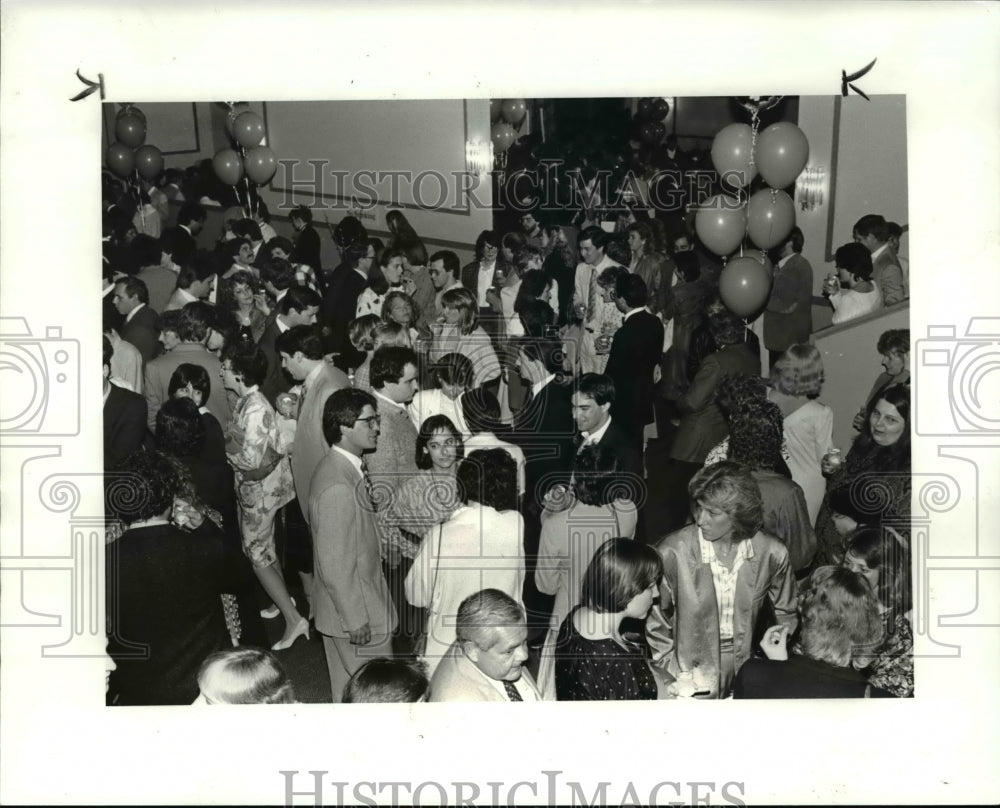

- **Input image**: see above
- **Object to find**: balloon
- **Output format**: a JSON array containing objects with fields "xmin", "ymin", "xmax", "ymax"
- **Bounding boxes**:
[
  {"xmin": 212, "ymin": 148, "xmax": 244, "ymax": 186},
  {"xmin": 491, "ymin": 122, "xmax": 517, "ymax": 153},
  {"xmin": 105, "ymin": 142, "xmax": 135, "ymax": 179},
  {"xmin": 115, "ymin": 113, "xmax": 146, "ymax": 148},
  {"xmin": 636, "ymin": 97, "xmax": 655, "ymax": 122},
  {"xmin": 225, "ymin": 102, "xmax": 252, "ymax": 138},
  {"xmin": 501, "ymin": 99, "xmax": 527, "ymax": 126},
  {"xmin": 243, "ymin": 145, "xmax": 277, "ymax": 185},
  {"xmin": 233, "ymin": 111, "xmax": 266, "ymax": 148},
  {"xmin": 117, "ymin": 104, "xmax": 146, "ymax": 124},
  {"xmin": 694, "ymin": 194, "xmax": 747, "ymax": 257},
  {"xmin": 746, "ymin": 188, "xmax": 795, "ymax": 249},
  {"xmin": 651, "ymin": 122, "xmax": 666, "ymax": 142},
  {"xmin": 756, "ymin": 121, "xmax": 809, "ymax": 189},
  {"xmin": 652, "ymin": 97, "xmax": 670, "ymax": 121},
  {"xmin": 638, "ymin": 121, "xmax": 660, "ymax": 145},
  {"xmin": 134, "ymin": 144, "xmax": 164, "ymax": 181},
  {"xmin": 489, "ymin": 99, "xmax": 502, "ymax": 123},
  {"xmin": 719, "ymin": 255, "xmax": 773, "ymax": 317},
  {"xmin": 711, "ymin": 123, "xmax": 756, "ymax": 189}
]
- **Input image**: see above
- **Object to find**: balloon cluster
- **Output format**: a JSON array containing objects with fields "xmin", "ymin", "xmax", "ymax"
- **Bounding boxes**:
[
  {"xmin": 104, "ymin": 105, "xmax": 164, "ymax": 182},
  {"xmin": 209, "ymin": 103, "xmax": 278, "ymax": 213},
  {"xmin": 633, "ymin": 97, "xmax": 670, "ymax": 145},
  {"xmin": 695, "ymin": 115, "xmax": 810, "ymax": 317},
  {"xmin": 490, "ymin": 98, "xmax": 528, "ymax": 160}
]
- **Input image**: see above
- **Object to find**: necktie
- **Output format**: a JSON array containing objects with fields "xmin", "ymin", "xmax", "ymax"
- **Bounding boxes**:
[
  {"xmin": 587, "ymin": 264, "xmax": 600, "ymax": 324},
  {"xmin": 503, "ymin": 680, "xmax": 523, "ymax": 701},
  {"xmin": 360, "ymin": 458, "xmax": 377, "ymax": 508},
  {"xmin": 296, "ymin": 382, "xmax": 308, "ymax": 418}
]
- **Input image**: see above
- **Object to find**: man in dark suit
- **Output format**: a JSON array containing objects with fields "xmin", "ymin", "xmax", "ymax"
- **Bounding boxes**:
[
  {"xmin": 764, "ymin": 226, "xmax": 813, "ymax": 367},
  {"xmin": 571, "ymin": 373, "xmax": 642, "ymax": 480},
  {"xmin": 604, "ymin": 274, "xmax": 664, "ymax": 451},
  {"xmin": 460, "ymin": 230, "xmax": 504, "ymax": 346},
  {"xmin": 508, "ymin": 335, "xmax": 576, "ymax": 640},
  {"xmin": 113, "ymin": 276, "xmax": 160, "ymax": 364},
  {"xmin": 289, "ymin": 205, "xmax": 323, "ymax": 279},
  {"xmin": 258, "ymin": 286, "xmax": 321, "ymax": 406},
  {"xmin": 103, "ymin": 337, "xmax": 148, "ymax": 468},
  {"xmin": 321, "ymin": 241, "xmax": 373, "ymax": 371},
  {"xmin": 163, "ymin": 201, "xmax": 207, "ymax": 258},
  {"xmin": 853, "ymin": 214, "xmax": 906, "ymax": 306}
]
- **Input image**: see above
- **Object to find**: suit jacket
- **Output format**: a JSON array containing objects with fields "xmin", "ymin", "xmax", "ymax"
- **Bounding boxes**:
[
  {"xmin": 121, "ymin": 305, "xmax": 160, "ymax": 365},
  {"xmin": 321, "ymin": 268, "xmax": 367, "ymax": 369},
  {"xmin": 162, "ymin": 226, "xmax": 196, "ymax": 260},
  {"xmin": 163, "ymin": 287, "xmax": 198, "ymax": 312},
  {"xmin": 752, "ymin": 469, "xmax": 817, "ymax": 573},
  {"xmin": 308, "ymin": 448, "xmax": 397, "ymax": 637},
  {"xmin": 257, "ymin": 318, "xmax": 292, "ymax": 406},
  {"xmin": 429, "ymin": 642, "xmax": 542, "ymax": 702},
  {"xmin": 291, "ymin": 362, "xmax": 350, "ymax": 518},
  {"xmin": 871, "ymin": 247, "xmax": 905, "ymax": 306},
  {"xmin": 136, "ymin": 264, "xmax": 180, "ymax": 315},
  {"xmin": 593, "ymin": 419, "xmax": 643, "ymax": 480},
  {"xmin": 143, "ymin": 343, "xmax": 230, "ymax": 432},
  {"xmin": 106, "ymin": 521, "xmax": 232, "ymax": 705},
  {"xmin": 104, "ymin": 383, "xmax": 148, "ymax": 468},
  {"xmin": 645, "ymin": 524, "xmax": 798, "ymax": 697},
  {"xmin": 604, "ymin": 308, "xmax": 664, "ymax": 432},
  {"xmin": 509, "ymin": 375, "xmax": 576, "ymax": 509},
  {"xmin": 291, "ymin": 225, "xmax": 322, "ymax": 276},
  {"xmin": 763, "ymin": 253, "xmax": 813, "ymax": 352},
  {"xmin": 671, "ymin": 343, "xmax": 758, "ymax": 463},
  {"xmin": 733, "ymin": 654, "xmax": 892, "ymax": 699}
]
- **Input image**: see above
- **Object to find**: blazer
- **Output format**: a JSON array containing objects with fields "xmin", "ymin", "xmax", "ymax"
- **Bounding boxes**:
[
  {"xmin": 752, "ymin": 469, "xmax": 817, "ymax": 573},
  {"xmin": 733, "ymin": 654, "xmax": 892, "ymax": 699},
  {"xmin": 593, "ymin": 419, "xmax": 643, "ymax": 480},
  {"xmin": 308, "ymin": 448, "xmax": 397, "ymax": 638},
  {"xmin": 509, "ymin": 375, "xmax": 576, "ymax": 508},
  {"xmin": 604, "ymin": 308, "xmax": 665, "ymax": 432},
  {"xmin": 136, "ymin": 264, "xmax": 180, "ymax": 315},
  {"xmin": 321, "ymin": 268, "xmax": 367, "ymax": 369},
  {"xmin": 872, "ymin": 247, "xmax": 905, "ymax": 306},
  {"xmin": 106, "ymin": 520, "xmax": 232, "ymax": 705},
  {"xmin": 143, "ymin": 343, "xmax": 230, "ymax": 432},
  {"xmin": 291, "ymin": 362, "xmax": 350, "ymax": 518},
  {"xmin": 428, "ymin": 642, "xmax": 542, "ymax": 702},
  {"xmin": 121, "ymin": 305, "xmax": 160, "ymax": 365},
  {"xmin": 645, "ymin": 525, "xmax": 798, "ymax": 697},
  {"xmin": 291, "ymin": 225, "xmax": 322, "ymax": 276},
  {"xmin": 671, "ymin": 342, "xmax": 758, "ymax": 464},
  {"xmin": 763, "ymin": 253, "xmax": 813, "ymax": 352},
  {"xmin": 103, "ymin": 383, "xmax": 148, "ymax": 468}
]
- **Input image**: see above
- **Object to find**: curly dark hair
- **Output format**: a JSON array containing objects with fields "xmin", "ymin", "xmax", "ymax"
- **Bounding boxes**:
[
  {"xmin": 456, "ymin": 449, "xmax": 517, "ymax": 511},
  {"xmin": 727, "ymin": 398, "xmax": 784, "ymax": 472},
  {"xmin": 107, "ymin": 448, "xmax": 184, "ymax": 523},
  {"xmin": 572, "ymin": 444, "xmax": 622, "ymax": 507},
  {"xmin": 155, "ymin": 397, "xmax": 206, "ymax": 458},
  {"xmin": 851, "ymin": 383, "xmax": 910, "ymax": 473}
]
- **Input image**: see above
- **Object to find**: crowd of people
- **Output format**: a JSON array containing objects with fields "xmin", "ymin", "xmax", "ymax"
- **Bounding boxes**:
[{"xmin": 102, "ymin": 166, "xmax": 912, "ymax": 704}]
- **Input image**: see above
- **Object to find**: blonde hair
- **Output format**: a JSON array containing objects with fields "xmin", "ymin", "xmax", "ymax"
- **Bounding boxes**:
[{"xmin": 771, "ymin": 343, "xmax": 825, "ymax": 397}]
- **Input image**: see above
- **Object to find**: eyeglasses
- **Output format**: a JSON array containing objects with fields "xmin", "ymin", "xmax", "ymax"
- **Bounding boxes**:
[{"xmin": 355, "ymin": 415, "xmax": 381, "ymax": 427}]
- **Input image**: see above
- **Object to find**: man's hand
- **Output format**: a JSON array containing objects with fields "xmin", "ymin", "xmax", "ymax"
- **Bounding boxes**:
[{"xmin": 349, "ymin": 623, "xmax": 372, "ymax": 645}]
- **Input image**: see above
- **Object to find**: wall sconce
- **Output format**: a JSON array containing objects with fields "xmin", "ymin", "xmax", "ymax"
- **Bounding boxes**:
[
  {"xmin": 796, "ymin": 165, "xmax": 826, "ymax": 211},
  {"xmin": 466, "ymin": 139, "xmax": 494, "ymax": 176}
]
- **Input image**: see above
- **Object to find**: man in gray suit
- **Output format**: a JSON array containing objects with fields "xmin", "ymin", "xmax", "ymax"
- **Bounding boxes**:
[
  {"xmin": 853, "ymin": 214, "xmax": 906, "ymax": 306},
  {"xmin": 763, "ymin": 226, "xmax": 813, "ymax": 367},
  {"xmin": 309, "ymin": 388, "xmax": 397, "ymax": 702},
  {"xmin": 429, "ymin": 589, "xmax": 542, "ymax": 702}
]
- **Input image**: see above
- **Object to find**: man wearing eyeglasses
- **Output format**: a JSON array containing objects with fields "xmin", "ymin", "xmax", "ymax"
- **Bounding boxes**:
[{"xmin": 309, "ymin": 388, "xmax": 397, "ymax": 702}]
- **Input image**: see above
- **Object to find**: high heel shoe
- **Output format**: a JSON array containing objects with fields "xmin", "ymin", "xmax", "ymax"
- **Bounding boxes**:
[
  {"xmin": 261, "ymin": 597, "xmax": 295, "ymax": 620},
  {"xmin": 271, "ymin": 617, "xmax": 310, "ymax": 651}
]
